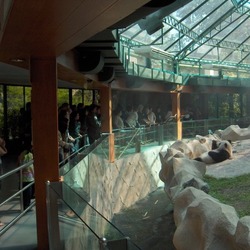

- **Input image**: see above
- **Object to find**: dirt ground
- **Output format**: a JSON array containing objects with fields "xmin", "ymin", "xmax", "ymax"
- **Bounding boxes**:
[
  {"xmin": 112, "ymin": 187, "xmax": 176, "ymax": 250},
  {"xmin": 112, "ymin": 139, "xmax": 250, "ymax": 250}
]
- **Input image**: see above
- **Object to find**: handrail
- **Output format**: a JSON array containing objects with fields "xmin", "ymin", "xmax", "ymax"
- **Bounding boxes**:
[
  {"xmin": 59, "ymin": 134, "xmax": 109, "ymax": 175},
  {"xmin": 0, "ymin": 160, "xmax": 33, "ymax": 181},
  {"xmin": 117, "ymin": 128, "xmax": 141, "ymax": 159},
  {"xmin": 0, "ymin": 159, "xmax": 35, "ymax": 236}
]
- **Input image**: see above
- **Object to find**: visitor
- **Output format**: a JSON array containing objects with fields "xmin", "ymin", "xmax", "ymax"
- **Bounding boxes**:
[
  {"xmin": 18, "ymin": 143, "xmax": 34, "ymax": 210},
  {"xmin": 69, "ymin": 110, "xmax": 82, "ymax": 151},
  {"xmin": 58, "ymin": 109, "xmax": 75, "ymax": 161},
  {"xmin": 144, "ymin": 106, "xmax": 156, "ymax": 126},
  {"xmin": 113, "ymin": 109, "xmax": 124, "ymax": 129},
  {"xmin": 86, "ymin": 104, "xmax": 101, "ymax": 144},
  {"xmin": 125, "ymin": 105, "xmax": 138, "ymax": 128}
]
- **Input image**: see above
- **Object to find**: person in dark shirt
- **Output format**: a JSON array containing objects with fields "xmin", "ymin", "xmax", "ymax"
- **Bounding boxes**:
[
  {"xmin": 137, "ymin": 104, "xmax": 146, "ymax": 127},
  {"xmin": 86, "ymin": 104, "xmax": 101, "ymax": 144}
]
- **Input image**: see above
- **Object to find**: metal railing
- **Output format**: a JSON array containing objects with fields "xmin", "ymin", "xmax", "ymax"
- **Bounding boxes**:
[
  {"xmin": 112, "ymin": 116, "xmax": 250, "ymax": 159},
  {"xmin": 0, "ymin": 160, "xmax": 35, "ymax": 236}
]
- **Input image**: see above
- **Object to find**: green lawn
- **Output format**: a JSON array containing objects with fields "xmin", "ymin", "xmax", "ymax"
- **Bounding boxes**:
[{"xmin": 204, "ymin": 174, "xmax": 250, "ymax": 217}]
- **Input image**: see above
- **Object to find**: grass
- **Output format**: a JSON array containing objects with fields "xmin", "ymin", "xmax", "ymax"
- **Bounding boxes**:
[{"xmin": 204, "ymin": 174, "xmax": 250, "ymax": 217}]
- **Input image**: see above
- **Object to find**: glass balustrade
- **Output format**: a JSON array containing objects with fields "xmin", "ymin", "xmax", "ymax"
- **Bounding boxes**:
[
  {"xmin": 46, "ymin": 181, "xmax": 140, "ymax": 249},
  {"xmin": 2, "ymin": 116, "xmax": 250, "ymax": 247}
]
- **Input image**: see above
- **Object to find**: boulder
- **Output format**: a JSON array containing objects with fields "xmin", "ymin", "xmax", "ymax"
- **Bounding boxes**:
[
  {"xmin": 234, "ymin": 216, "xmax": 250, "ymax": 250},
  {"xmin": 220, "ymin": 125, "xmax": 250, "ymax": 141},
  {"xmin": 173, "ymin": 187, "xmax": 239, "ymax": 250},
  {"xmin": 159, "ymin": 149, "xmax": 209, "ymax": 201}
]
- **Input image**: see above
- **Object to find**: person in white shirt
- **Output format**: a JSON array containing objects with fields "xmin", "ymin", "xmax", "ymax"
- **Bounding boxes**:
[
  {"xmin": 144, "ymin": 106, "xmax": 156, "ymax": 126},
  {"xmin": 113, "ymin": 109, "xmax": 124, "ymax": 129},
  {"xmin": 125, "ymin": 106, "xmax": 138, "ymax": 128}
]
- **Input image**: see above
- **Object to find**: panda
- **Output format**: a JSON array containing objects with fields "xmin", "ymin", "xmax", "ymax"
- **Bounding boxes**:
[
  {"xmin": 194, "ymin": 140, "xmax": 232, "ymax": 164},
  {"xmin": 211, "ymin": 139, "xmax": 232, "ymax": 150}
]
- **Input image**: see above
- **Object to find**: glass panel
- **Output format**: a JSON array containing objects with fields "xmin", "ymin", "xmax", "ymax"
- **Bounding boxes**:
[
  {"xmin": 119, "ymin": 0, "xmax": 250, "ymax": 72},
  {"xmin": 114, "ymin": 128, "xmax": 142, "ymax": 159},
  {"xmin": 218, "ymin": 94, "xmax": 230, "ymax": 117},
  {"xmin": 171, "ymin": 0, "xmax": 208, "ymax": 20},
  {"xmin": 201, "ymin": 47, "xmax": 219, "ymax": 61},
  {"xmin": 241, "ymin": 51, "xmax": 250, "ymax": 64},
  {"xmin": 83, "ymin": 90, "xmax": 93, "ymax": 106},
  {"xmin": 192, "ymin": 1, "xmax": 232, "ymax": 34},
  {"xmin": 59, "ymin": 135, "xmax": 110, "ymax": 201},
  {"xmin": 214, "ymin": 12, "xmax": 247, "ymax": 40},
  {"xmin": 24, "ymin": 87, "xmax": 31, "ymax": 104},
  {"xmin": 7, "ymin": 86, "xmax": 24, "ymax": 139},
  {"xmin": 90, "ymin": 136, "xmax": 110, "ymax": 160},
  {"xmin": 121, "ymin": 24, "xmax": 141, "ymax": 39},
  {"xmin": 221, "ymin": 49, "xmax": 241, "ymax": 63},
  {"xmin": 72, "ymin": 89, "xmax": 82, "ymax": 105},
  {"xmin": 225, "ymin": 18, "xmax": 250, "ymax": 44},
  {"xmin": 47, "ymin": 182, "xmax": 138, "ymax": 249},
  {"xmin": 179, "ymin": 64, "xmax": 200, "ymax": 75},
  {"xmin": 58, "ymin": 89, "xmax": 69, "ymax": 107}
]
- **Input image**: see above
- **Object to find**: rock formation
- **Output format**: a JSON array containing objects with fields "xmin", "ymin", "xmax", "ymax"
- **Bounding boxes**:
[{"xmin": 159, "ymin": 132, "xmax": 250, "ymax": 250}]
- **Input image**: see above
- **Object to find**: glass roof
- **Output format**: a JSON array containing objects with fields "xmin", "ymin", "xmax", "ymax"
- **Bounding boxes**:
[{"xmin": 119, "ymin": 0, "xmax": 250, "ymax": 69}]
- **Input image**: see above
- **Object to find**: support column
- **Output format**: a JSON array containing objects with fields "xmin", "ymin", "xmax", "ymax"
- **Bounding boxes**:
[
  {"xmin": 30, "ymin": 57, "xmax": 59, "ymax": 249},
  {"xmin": 172, "ymin": 90, "xmax": 182, "ymax": 140},
  {"xmin": 100, "ymin": 85, "xmax": 114, "ymax": 162}
]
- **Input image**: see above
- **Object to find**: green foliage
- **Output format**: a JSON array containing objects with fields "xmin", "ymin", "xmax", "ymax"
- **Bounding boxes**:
[
  {"xmin": 84, "ymin": 90, "xmax": 93, "ymax": 106},
  {"xmin": 207, "ymin": 93, "xmax": 244, "ymax": 118},
  {"xmin": 72, "ymin": 89, "xmax": 83, "ymax": 105},
  {"xmin": 57, "ymin": 89, "xmax": 69, "ymax": 107},
  {"xmin": 205, "ymin": 174, "xmax": 250, "ymax": 217}
]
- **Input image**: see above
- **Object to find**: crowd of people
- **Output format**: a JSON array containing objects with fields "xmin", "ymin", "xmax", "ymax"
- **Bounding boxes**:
[
  {"xmin": 16, "ymin": 101, "xmax": 103, "ymax": 163},
  {"xmin": 58, "ymin": 102, "xmax": 102, "ymax": 163},
  {"xmin": 0, "ymin": 100, "xmax": 202, "ymax": 227},
  {"xmin": 15, "ymin": 101, "xmax": 200, "ymax": 163},
  {"xmin": 112, "ymin": 104, "xmax": 173, "ymax": 130},
  {"xmin": 0, "ymin": 101, "xmax": 102, "ymax": 226}
]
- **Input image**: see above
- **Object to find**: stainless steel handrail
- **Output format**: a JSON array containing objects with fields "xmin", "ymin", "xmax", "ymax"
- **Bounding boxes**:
[{"xmin": 0, "ymin": 159, "xmax": 35, "ymax": 236}]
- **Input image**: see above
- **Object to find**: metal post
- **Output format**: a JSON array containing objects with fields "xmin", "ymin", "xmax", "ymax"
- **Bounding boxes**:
[
  {"xmin": 99, "ymin": 237, "xmax": 107, "ymax": 250},
  {"xmin": 46, "ymin": 181, "xmax": 62, "ymax": 250}
]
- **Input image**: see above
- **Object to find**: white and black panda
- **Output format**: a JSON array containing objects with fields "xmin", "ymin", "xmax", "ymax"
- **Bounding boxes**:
[{"xmin": 194, "ymin": 140, "xmax": 232, "ymax": 164}]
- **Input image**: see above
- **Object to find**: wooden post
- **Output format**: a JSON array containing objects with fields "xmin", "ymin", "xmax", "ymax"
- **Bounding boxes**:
[
  {"xmin": 172, "ymin": 89, "xmax": 182, "ymax": 140},
  {"xmin": 30, "ymin": 57, "xmax": 60, "ymax": 250},
  {"xmin": 99, "ymin": 85, "xmax": 115, "ymax": 162}
]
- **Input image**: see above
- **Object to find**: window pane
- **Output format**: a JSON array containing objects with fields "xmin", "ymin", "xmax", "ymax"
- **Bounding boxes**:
[
  {"xmin": 84, "ymin": 90, "xmax": 93, "ymax": 106},
  {"xmin": 58, "ymin": 89, "xmax": 69, "ymax": 107},
  {"xmin": 7, "ymin": 86, "xmax": 24, "ymax": 139},
  {"xmin": 72, "ymin": 89, "xmax": 83, "ymax": 105}
]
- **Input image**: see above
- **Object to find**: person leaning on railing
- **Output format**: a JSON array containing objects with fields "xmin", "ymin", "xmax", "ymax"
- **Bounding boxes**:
[
  {"xmin": 113, "ymin": 109, "xmax": 125, "ymax": 129},
  {"xmin": 143, "ymin": 106, "xmax": 156, "ymax": 126}
]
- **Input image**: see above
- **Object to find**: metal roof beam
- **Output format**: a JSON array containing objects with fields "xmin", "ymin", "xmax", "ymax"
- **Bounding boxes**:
[{"xmin": 172, "ymin": 0, "xmax": 249, "ymax": 60}]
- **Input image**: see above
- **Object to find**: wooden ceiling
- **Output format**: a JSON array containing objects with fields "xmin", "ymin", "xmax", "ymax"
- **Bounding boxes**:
[{"xmin": 0, "ymin": 0, "xmax": 152, "ymax": 88}]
